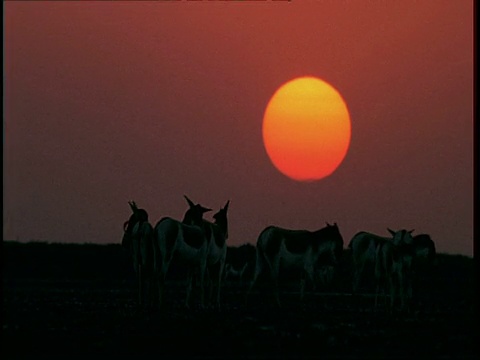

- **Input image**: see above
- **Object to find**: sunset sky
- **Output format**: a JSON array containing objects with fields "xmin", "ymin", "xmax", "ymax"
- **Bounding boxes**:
[{"xmin": 4, "ymin": 1, "xmax": 473, "ymax": 256}]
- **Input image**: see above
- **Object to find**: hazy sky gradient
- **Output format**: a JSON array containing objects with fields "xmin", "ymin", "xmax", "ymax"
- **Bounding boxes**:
[{"xmin": 4, "ymin": 1, "xmax": 473, "ymax": 256}]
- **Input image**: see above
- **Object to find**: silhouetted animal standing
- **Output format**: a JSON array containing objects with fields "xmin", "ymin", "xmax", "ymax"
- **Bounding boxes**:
[
  {"xmin": 153, "ymin": 195, "xmax": 211, "ymax": 309},
  {"xmin": 121, "ymin": 201, "xmax": 154, "ymax": 308},
  {"xmin": 248, "ymin": 222, "xmax": 344, "ymax": 307},
  {"xmin": 349, "ymin": 228, "xmax": 414, "ymax": 311}
]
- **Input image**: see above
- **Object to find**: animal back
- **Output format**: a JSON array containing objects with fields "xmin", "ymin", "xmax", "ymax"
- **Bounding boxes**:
[
  {"xmin": 156, "ymin": 217, "xmax": 179, "ymax": 256},
  {"xmin": 182, "ymin": 226, "xmax": 206, "ymax": 249},
  {"xmin": 261, "ymin": 227, "xmax": 282, "ymax": 258},
  {"xmin": 284, "ymin": 233, "xmax": 311, "ymax": 254}
]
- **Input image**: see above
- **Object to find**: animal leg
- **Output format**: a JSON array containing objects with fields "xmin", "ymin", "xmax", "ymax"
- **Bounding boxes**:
[
  {"xmin": 246, "ymin": 279, "xmax": 257, "ymax": 306},
  {"xmin": 239, "ymin": 263, "xmax": 247, "ymax": 288},
  {"xmin": 300, "ymin": 278, "xmax": 306, "ymax": 303},
  {"xmin": 246, "ymin": 250, "xmax": 264, "ymax": 306},
  {"xmin": 142, "ymin": 265, "xmax": 150, "ymax": 310},
  {"xmin": 300, "ymin": 266, "xmax": 315, "ymax": 304},
  {"xmin": 204, "ymin": 267, "xmax": 213, "ymax": 306},
  {"xmin": 388, "ymin": 275, "xmax": 396, "ymax": 313},
  {"xmin": 398, "ymin": 271, "xmax": 405, "ymax": 311},
  {"xmin": 185, "ymin": 270, "xmax": 193, "ymax": 309},
  {"xmin": 405, "ymin": 276, "xmax": 413, "ymax": 313},
  {"xmin": 158, "ymin": 261, "xmax": 169, "ymax": 309},
  {"xmin": 271, "ymin": 259, "xmax": 281, "ymax": 308},
  {"xmin": 374, "ymin": 273, "xmax": 388, "ymax": 312},
  {"xmin": 147, "ymin": 271, "xmax": 157, "ymax": 311},
  {"xmin": 144, "ymin": 274, "xmax": 152, "ymax": 310},
  {"xmin": 374, "ymin": 278, "xmax": 380, "ymax": 311},
  {"xmin": 352, "ymin": 261, "xmax": 367, "ymax": 311},
  {"xmin": 138, "ymin": 265, "xmax": 143, "ymax": 307},
  {"xmin": 216, "ymin": 262, "xmax": 225, "ymax": 308},
  {"xmin": 352, "ymin": 259, "xmax": 367, "ymax": 296},
  {"xmin": 198, "ymin": 260, "xmax": 207, "ymax": 309}
]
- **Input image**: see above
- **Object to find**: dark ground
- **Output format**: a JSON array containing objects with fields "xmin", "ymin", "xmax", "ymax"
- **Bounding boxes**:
[{"xmin": 2, "ymin": 242, "xmax": 477, "ymax": 359}]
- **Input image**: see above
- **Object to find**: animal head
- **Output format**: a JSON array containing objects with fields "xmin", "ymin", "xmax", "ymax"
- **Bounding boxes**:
[
  {"xmin": 124, "ymin": 201, "xmax": 148, "ymax": 232},
  {"xmin": 122, "ymin": 201, "xmax": 149, "ymax": 250},
  {"xmin": 413, "ymin": 234, "xmax": 436, "ymax": 265},
  {"xmin": 325, "ymin": 222, "xmax": 343, "ymax": 243},
  {"xmin": 182, "ymin": 195, "xmax": 212, "ymax": 226},
  {"xmin": 326, "ymin": 222, "xmax": 344, "ymax": 261},
  {"xmin": 313, "ymin": 222, "xmax": 344, "ymax": 265},
  {"xmin": 387, "ymin": 228, "xmax": 414, "ymax": 246},
  {"xmin": 122, "ymin": 214, "xmax": 136, "ymax": 250},
  {"xmin": 213, "ymin": 200, "xmax": 230, "ymax": 237},
  {"xmin": 128, "ymin": 200, "xmax": 138, "ymax": 212}
]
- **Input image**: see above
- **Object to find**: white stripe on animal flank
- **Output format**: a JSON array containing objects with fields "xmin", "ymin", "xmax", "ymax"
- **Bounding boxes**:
[
  {"xmin": 248, "ymin": 222, "xmax": 344, "ymax": 307},
  {"xmin": 203, "ymin": 200, "xmax": 230, "ymax": 308},
  {"xmin": 122, "ymin": 201, "xmax": 154, "ymax": 308},
  {"xmin": 153, "ymin": 195, "xmax": 212, "ymax": 309},
  {"xmin": 349, "ymin": 228, "xmax": 414, "ymax": 311}
]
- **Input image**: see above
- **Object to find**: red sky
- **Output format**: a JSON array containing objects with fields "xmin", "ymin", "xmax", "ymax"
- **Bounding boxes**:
[{"xmin": 4, "ymin": 1, "xmax": 473, "ymax": 256}]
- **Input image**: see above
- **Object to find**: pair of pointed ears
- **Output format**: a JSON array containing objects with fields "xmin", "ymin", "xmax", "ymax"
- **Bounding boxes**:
[
  {"xmin": 387, "ymin": 228, "xmax": 415, "ymax": 236},
  {"xmin": 128, "ymin": 201, "xmax": 138, "ymax": 212},
  {"xmin": 184, "ymin": 195, "xmax": 212, "ymax": 213},
  {"xmin": 199, "ymin": 205, "xmax": 212, "ymax": 213}
]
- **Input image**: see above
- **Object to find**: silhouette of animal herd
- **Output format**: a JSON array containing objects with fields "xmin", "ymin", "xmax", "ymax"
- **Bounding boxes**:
[{"xmin": 121, "ymin": 196, "xmax": 436, "ymax": 312}]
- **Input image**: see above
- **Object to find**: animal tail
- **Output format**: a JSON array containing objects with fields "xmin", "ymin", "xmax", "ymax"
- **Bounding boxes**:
[{"xmin": 248, "ymin": 243, "xmax": 268, "ymax": 289}]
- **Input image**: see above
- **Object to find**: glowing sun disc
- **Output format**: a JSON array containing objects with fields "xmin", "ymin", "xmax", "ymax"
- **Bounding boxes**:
[{"xmin": 262, "ymin": 76, "xmax": 351, "ymax": 182}]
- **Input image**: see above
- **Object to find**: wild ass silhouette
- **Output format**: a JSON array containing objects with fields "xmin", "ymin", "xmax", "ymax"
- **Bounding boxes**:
[
  {"xmin": 153, "ymin": 195, "xmax": 211, "ymax": 309},
  {"xmin": 349, "ymin": 228, "xmax": 414, "ymax": 311},
  {"xmin": 248, "ymin": 222, "xmax": 344, "ymax": 307},
  {"xmin": 121, "ymin": 201, "xmax": 155, "ymax": 308}
]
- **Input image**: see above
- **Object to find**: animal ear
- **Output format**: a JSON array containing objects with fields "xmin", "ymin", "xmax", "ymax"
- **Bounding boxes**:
[
  {"xmin": 184, "ymin": 195, "xmax": 196, "ymax": 208},
  {"xmin": 224, "ymin": 200, "xmax": 230, "ymax": 211},
  {"xmin": 408, "ymin": 229, "xmax": 415, "ymax": 234},
  {"xmin": 128, "ymin": 201, "xmax": 137, "ymax": 212},
  {"xmin": 326, "ymin": 222, "xmax": 331, "ymax": 226},
  {"xmin": 200, "ymin": 205, "xmax": 212, "ymax": 213},
  {"xmin": 387, "ymin": 228, "xmax": 396, "ymax": 236}
]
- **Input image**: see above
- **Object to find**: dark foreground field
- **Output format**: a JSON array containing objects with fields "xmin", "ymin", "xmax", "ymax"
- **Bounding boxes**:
[{"xmin": 2, "ymin": 242, "xmax": 476, "ymax": 359}]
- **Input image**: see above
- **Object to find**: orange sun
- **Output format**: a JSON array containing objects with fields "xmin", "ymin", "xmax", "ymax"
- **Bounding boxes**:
[{"xmin": 262, "ymin": 76, "xmax": 351, "ymax": 182}]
